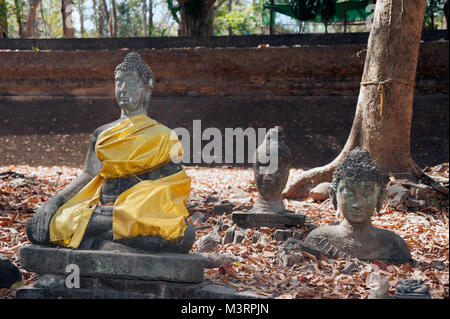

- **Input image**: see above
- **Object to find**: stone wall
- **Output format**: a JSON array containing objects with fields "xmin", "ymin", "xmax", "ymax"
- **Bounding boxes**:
[{"xmin": 0, "ymin": 33, "xmax": 448, "ymax": 169}]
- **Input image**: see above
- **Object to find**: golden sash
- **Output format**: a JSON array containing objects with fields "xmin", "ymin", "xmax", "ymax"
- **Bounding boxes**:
[{"xmin": 49, "ymin": 114, "xmax": 190, "ymax": 248}]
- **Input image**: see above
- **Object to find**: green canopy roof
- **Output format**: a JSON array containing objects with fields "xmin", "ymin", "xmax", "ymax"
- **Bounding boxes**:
[{"xmin": 263, "ymin": 0, "xmax": 373, "ymax": 24}]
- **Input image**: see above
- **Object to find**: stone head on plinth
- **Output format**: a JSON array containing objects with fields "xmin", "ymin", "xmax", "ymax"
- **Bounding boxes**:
[
  {"xmin": 254, "ymin": 126, "xmax": 292, "ymax": 201},
  {"xmin": 305, "ymin": 148, "xmax": 412, "ymax": 262},
  {"xmin": 252, "ymin": 126, "xmax": 292, "ymax": 213}
]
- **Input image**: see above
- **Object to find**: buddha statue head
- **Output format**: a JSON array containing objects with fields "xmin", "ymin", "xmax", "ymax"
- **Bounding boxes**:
[
  {"xmin": 330, "ymin": 148, "xmax": 386, "ymax": 225},
  {"xmin": 305, "ymin": 148, "xmax": 411, "ymax": 261},
  {"xmin": 114, "ymin": 52, "xmax": 154, "ymax": 115},
  {"xmin": 253, "ymin": 126, "xmax": 292, "ymax": 210}
]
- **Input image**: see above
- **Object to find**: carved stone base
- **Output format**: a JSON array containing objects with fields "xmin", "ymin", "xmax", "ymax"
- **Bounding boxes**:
[
  {"xmin": 16, "ymin": 275, "xmax": 264, "ymax": 299},
  {"xmin": 231, "ymin": 211, "xmax": 306, "ymax": 229}
]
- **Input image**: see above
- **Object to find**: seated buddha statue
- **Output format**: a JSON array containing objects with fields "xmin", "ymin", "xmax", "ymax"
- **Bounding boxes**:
[
  {"xmin": 26, "ymin": 52, "xmax": 195, "ymax": 253},
  {"xmin": 304, "ymin": 148, "xmax": 412, "ymax": 262}
]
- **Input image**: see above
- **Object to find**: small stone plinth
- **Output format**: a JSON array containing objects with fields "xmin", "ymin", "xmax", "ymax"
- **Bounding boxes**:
[
  {"xmin": 18, "ymin": 245, "xmax": 204, "ymax": 283},
  {"xmin": 231, "ymin": 211, "xmax": 306, "ymax": 229}
]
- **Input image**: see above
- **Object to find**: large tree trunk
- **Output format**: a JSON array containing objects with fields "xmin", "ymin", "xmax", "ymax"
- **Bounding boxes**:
[
  {"xmin": 25, "ymin": 0, "xmax": 41, "ymax": 37},
  {"xmin": 179, "ymin": 0, "xmax": 215, "ymax": 37},
  {"xmin": 284, "ymin": 0, "xmax": 428, "ymax": 199},
  {"xmin": 61, "ymin": 0, "xmax": 74, "ymax": 37},
  {"xmin": 0, "ymin": 0, "xmax": 7, "ymax": 38}
]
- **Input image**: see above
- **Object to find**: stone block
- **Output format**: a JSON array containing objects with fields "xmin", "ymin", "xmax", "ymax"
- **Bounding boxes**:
[
  {"xmin": 274, "ymin": 229, "xmax": 293, "ymax": 241},
  {"xmin": 212, "ymin": 200, "xmax": 235, "ymax": 214},
  {"xmin": 233, "ymin": 231, "xmax": 245, "ymax": 244},
  {"xmin": 187, "ymin": 212, "xmax": 206, "ymax": 225},
  {"xmin": 18, "ymin": 245, "xmax": 204, "ymax": 283},
  {"xmin": 0, "ymin": 254, "xmax": 22, "ymax": 288},
  {"xmin": 389, "ymin": 190, "xmax": 409, "ymax": 207},
  {"xmin": 231, "ymin": 211, "xmax": 305, "ymax": 229},
  {"xmin": 252, "ymin": 231, "xmax": 262, "ymax": 243},
  {"xmin": 405, "ymin": 199, "xmax": 426, "ymax": 208},
  {"xmin": 16, "ymin": 277, "xmax": 266, "ymax": 299},
  {"xmin": 341, "ymin": 262, "xmax": 359, "ymax": 275},
  {"xmin": 222, "ymin": 228, "xmax": 235, "ymax": 244},
  {"xmin": 292, "ymin": 230, "xmax": 305, "ymax": 241}
]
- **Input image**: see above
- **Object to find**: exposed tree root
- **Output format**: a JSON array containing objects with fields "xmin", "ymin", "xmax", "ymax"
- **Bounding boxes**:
[{"xmin": 282, "ymin": 147, "xmax": 447, "ymax": 200}]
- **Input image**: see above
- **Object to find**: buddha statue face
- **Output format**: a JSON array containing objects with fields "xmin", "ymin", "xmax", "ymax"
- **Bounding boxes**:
[
  {"xmin": 330, "ymin": 148, "xmax": 385, "ymax": 223},
  {"xmin": 115, "ymin": 69, "xmax": 146, "ymax": 113},
  {"xmin": 114, "ymin": 52, "xmax": 154, "ymax": 114},
  {"xmin": 336, "ymin": 179, "xmax": 380, "ymax": 224}
]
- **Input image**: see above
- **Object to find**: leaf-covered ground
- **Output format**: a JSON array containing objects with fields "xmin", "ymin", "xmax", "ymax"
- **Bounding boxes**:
[{"xmin": 0, "ymin": 164, "xmax": 448, "ymax": 299}]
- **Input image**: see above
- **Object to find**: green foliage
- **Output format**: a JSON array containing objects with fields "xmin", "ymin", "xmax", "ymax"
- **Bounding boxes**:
[
  {"xmin": 167, "ymin": 0, "xmax": 181, "ymax": 22},
  {"xmin": 0, "ymin": 0, "xmax": 8, "ymax": 21},
  {"xmin": 214, "ymin": 0, "xmax": 262, "ymax": 35},
  {"xmin": 424, "ymin": 0, "xmax": 447, "ymax": 30}
]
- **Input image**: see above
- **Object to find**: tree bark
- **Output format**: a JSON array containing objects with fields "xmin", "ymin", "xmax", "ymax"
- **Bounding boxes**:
[
  {"xmin": 76, "ymin": 0, "xmax": 85, "ymax": 36},
  {"xmin": 25, "ymin": 0, "xmax": 41, "ymax": 37},
  {"xmin": 148, "ymin": 0, "xmax": 153, "ymax": 35},
  {"xmin": 40, "ymin": 0, "xmax": 48, "ymax": 37},
  {"xmin": 109, "ymin": 0, "xmax": 117, "ymax": 37},
  {"xmin": 284, "ymin": 0, "xmax": 428, "ymax": 199},
  {"xmin": 180, "ymin": 0, "xmax": 216, "ymax": 37},
  {"xmin": 13, "ymin": 0, "xmax": 25, "ymax": 37},
  {"xmin": 61, "ymin": 0, "xmax": 74, "ymax": 38},
  {"xmin": 269, "ymin": 0, "xmax": 274, "ymax": 35},
  {"xmin": 100, "ymin": 0, "xmax": 111, "ymax": 36},
  {"xmin": 444, "ymin": 0, "xmax": 448, "ymax": 30},
  {"xmin": 0, "ymin": 0, "xmax": 7, "ymax": 38},
  {"xmin": 142, "ymin": 0, "xmax": 147, "ymax": 36}
]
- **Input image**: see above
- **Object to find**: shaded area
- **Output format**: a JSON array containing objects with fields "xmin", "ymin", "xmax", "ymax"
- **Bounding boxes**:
[{"xmin": 0, "ymin": 95, "xmax": 447, "ymax": 169}]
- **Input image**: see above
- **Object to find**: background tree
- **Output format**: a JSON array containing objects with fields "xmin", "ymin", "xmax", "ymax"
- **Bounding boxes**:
[
  {"xmin": 74, "ymin": 0, "xmax": 85, "ymax": 36},
  {"xmin": 319, "ymin": 0, "xmax": 336, "ymax": 34},
  {"xmin": 61, "ymin": 0, "xmax": 74, "ymax": 37},
  {"xmin": 149, "ymin": 0, "xmax": 153, "ymax": 34},
  {"xmin": 0, "ymin": 0, "xmax": 7, "ymax": 38},
  {"xmin": 214, "ymin": 0, "xmax": 261, "ymax": 35},
  {"xmin": 40, "ymin": 0, "xmax": 48, "ymax": 36},
  {"xmin": 12, "ymin": 0, "xmax": 25, "ymax": 37},
  {"xmin": 284, "ymin": 0, "xmax": 433, "ymax": 199},
  {"xmin": 25, "ymin": 0, "xmax": 41, "ymax": 37},
  {"xmin": 167, "ymin": 0, "xmax": 216, "ymax": 36},
  {"xmin": 109, "ymin": 0, "xmax": 117, "ymax": 36}
]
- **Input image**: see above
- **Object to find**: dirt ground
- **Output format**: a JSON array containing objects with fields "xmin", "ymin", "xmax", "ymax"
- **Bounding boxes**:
[{"xmin": 0, "ymin": 164, "xmax": 448, "ymax": 299}]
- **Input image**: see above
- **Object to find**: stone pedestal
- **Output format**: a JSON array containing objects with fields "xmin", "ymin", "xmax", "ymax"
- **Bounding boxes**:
[
  {"xmin": 17, "ymin": 245, "xmax": 264, "ymax": 299},
  {"xmin": 19, "ymin": 245, "xmax": 204, "ymax": 283},
  {"xmin": 16, "ymin": 275, "xmax": 264, "ymax": 299},
  {"xmin": 231, "ymin": 211, "xmax": 306, "ymax": 229}
]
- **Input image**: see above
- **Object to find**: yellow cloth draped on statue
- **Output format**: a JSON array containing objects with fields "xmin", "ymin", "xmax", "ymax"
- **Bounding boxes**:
[{"xmin": 49, "ymin": 114, "xmax": 191, "ymax": 249}]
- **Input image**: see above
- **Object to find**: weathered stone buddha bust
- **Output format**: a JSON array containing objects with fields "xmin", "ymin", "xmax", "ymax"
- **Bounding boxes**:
[
  {"xmin": 26, "ymin": 52, "xmax": 195, "ymax": 253},
  {"xmin": 232, "ymin": 126, "xmax": 305, "ymax": 228},
  {"xmin": 252, "ymin": 126, "xmax": 292, "ymax": 214},
  {"xmin": 305, "ymin": 148, "xmax": 412, "ymax": 262}
]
